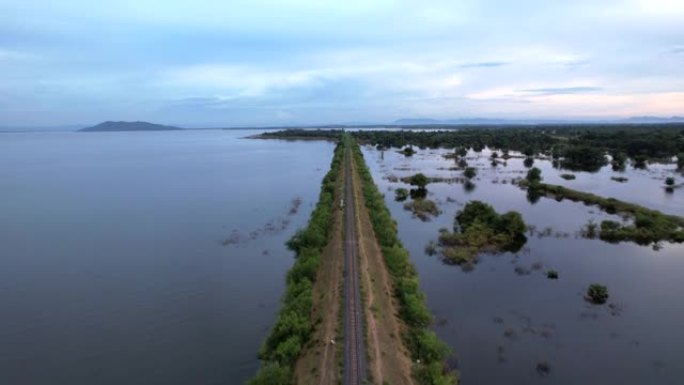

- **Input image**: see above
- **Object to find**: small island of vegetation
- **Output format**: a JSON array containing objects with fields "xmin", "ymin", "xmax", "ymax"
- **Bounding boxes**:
[
  {"xmin": 586, "ymin": 283, "xmax": 609, "ymax": 304},
  {"xmin": 437, "ymin": 201, "xmax": 527, "ymax": 267}
]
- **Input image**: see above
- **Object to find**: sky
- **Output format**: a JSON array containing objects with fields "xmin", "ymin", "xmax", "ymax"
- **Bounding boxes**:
[{"xmin": 1, "ymin": 0, "xmax": 683, "ymax": 127}]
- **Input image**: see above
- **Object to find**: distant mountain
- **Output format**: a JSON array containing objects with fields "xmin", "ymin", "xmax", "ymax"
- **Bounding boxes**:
[
  {"xmin": 619, "ymin": 116, "xmax": 684, "ymax": 124},
  {"xmin": 79, "ymin": 121, "xmax": 182, "ymax": 132},
  {"xmin": 393, "ymin": 118, "xmax": 569, "ymax": 125}
]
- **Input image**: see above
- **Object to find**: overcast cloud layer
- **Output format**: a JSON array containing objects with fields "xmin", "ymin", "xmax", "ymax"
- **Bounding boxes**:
[{"xmin": 1, "ymin": 0, "xmax": 683, "ymax": 126}]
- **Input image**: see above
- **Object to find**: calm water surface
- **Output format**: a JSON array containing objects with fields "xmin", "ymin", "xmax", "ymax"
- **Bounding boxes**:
[
  {"xmin": 362, "ymin": 145, "xmax": 684, "ymax": 385},
  {"xmin": 0, "ymin": 130, "xmax": 334, "ymax": 384}
]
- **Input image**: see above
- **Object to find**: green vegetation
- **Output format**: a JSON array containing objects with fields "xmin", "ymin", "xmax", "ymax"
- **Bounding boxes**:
[
  {"xmin": 665, "ymin": 177, "xmax": 675, "ymax": 186},
  {"xmin": 523, "ymin": 181, "xmax": 684, "ymax": 244},
  {"xmin": 400, "ymin": 146, "xmax": 417, "ymax": 156},
  {"xmin": 407, "ymin": 173, "xmax": 429, "ymax": 189},
  {"xmin": 611, "ymin": 152, "xmax": 627, "ymax": 171},
  {"xmin": 523, "ymin": 157, "xmax": 534, "ymax": 168},
  {"xmin": 561, "ymin": 145, "xmax": 606, "ymax": 172},
  {"xmin": 611, "ymin": 176, "xmax": 629, "ymax": 183},
  {"xmin": 463, "ymin": 167, "xmax": 477, "ymax": 179},
  {"xmin": 424, "ymin": 240, "xmax": 438, "ymax": 256},
  {"xmin": 586, "ymin": 284, "xmax": 609, "ymax": 304},
  {"xmin": 560, "ymin": 173, "xmax": 576, "ymax": 180},
  {"xmin": 526, "ymin": 167, "xmax": 542, "ymax": 184},
  {"xmin": 437, "ymin": 201, "xmax": 527, "ymax": 266},
  {"xmin": 351, "ymin": 138, "xmax": 458, "ymax": 385},
  {"xmin": 404, "ymin": 199, "xmax": 440, "ymax": 221},
  {"xmin": 263, "ymin": 125, "xmax": 684, "ymax": 173},
  {"xmin": 395, "ymin": 188, "xmax": 409, "ymax": 202},
  {"xmin": 249, "ymin": 140, "xmax": 344, "ymax": 385},
  {"xmin": 546, "ymin": 270, "xmax": 559, "ymax": 279}
]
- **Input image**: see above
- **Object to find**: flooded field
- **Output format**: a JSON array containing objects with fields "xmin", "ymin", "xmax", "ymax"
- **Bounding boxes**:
[
  {"xmin": 0, "ymin": 130, "xmax": 334, "ymax": 385},
  {"xmin": 362, "ymin": 145, "xmax": 684, "ymax": 384}
]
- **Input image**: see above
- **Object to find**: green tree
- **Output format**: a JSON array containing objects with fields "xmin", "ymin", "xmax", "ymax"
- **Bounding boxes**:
[
  {"xmin": 408, "ymin": 173, "xmax": 429, "ymax": 189},
  {"xmin": 248, "ymin": 363, "xmax": 292, "ymax": 385},
  {"xmin": 455, "ymin": 201, "xmax": 498, "ymax": 231},
  {"xmin": 678, "ymin": 153, "xmax": 684, "ymax": 169},
  {"xmin": 665, "ymin": 177, "xmax": 675, "ymax": 186},
  {"xmin": 463, "ymin": 167, "xmax": 477, "ymax": 179},
  {"xmin": 526, "ymin": 167, "xmax": 542, "ymax": 184}
]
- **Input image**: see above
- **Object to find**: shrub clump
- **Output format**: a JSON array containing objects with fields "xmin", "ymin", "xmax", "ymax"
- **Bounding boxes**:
[
  {"xmin": 395, "ymin": 188, "xmax": 409, "ymax": 201},
  {"xmin": 546, "ymin": 270, "xmax": 559, "ymax": 279},
  {"xmin": 526, "ymin": 167, "xmax": 542, "ymax": 184},
  {"xmin": 463, "ymin": 167, "xmax": 477, "ymax": 179},
  {"xmin": 586, "ymin": 283, "xmax": 609, "ymax": 304},
  {"xmin": 438, "ymin": 201, "xmax": 527, "ymax": 267},
  {"xmin": 560, "ymin": 173, "xmax": 576, "ymax": 180},
  {"xmin": 404, "ymin": 199, "xmax": 440, "ymax": 221}
]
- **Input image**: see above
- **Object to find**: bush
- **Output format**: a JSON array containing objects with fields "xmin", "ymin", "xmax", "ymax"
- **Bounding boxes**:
[
  {"xmin": 526, "ymin": 167, "xmax": 542, "ymax": 184},
  {"xmin": 560, "ymin": 173, "xmax": 576, "ymax": 180},
  {"xmin": 408, "ymin": 173, "xmax": 429, "ymax": 189},
  {"xmin": 442, "ymin": 201, "xmax": 527, "ymax": 265},
  {"xmin": 401, "ymin": 146, "xmax": 416, "ymax": 156},
  {"xmin": 546, "ymin": 270, "xmax": 559, "ymax": 279},
  {"xmin": 248, "ymin": 362, "xmax": 292, "ymax": 385},
  {"xmin": 586, "ymin": 284, "xmax": 609, "ymax": 304},
  {"xmin": 395, "ymin": 188, "xmax": 409, "ymax": 201},
  {"xmin": 463, "ymin": 167, "xmax": 477, "ymax": 179},
  {"xmin": 665, "ymin": 177, "xmax": 675, "ymax": 186}
]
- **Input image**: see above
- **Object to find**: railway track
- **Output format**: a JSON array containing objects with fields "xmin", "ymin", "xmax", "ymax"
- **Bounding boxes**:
[{"xmin": 343, "ymin": 146, "xmax": 367, "ymax": 385}]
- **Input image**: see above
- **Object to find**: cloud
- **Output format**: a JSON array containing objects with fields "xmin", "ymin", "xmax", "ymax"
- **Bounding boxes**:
[
  {"xmin": 0, "ymin": 0, "xmax": 683, "ymax": 125},
  {"xmin": 458, "ymin": 61, "xmax": 508, "ymax": 68},
  {"xmin": 518, "ymin": 86, "xmax": 603, "ymax": 95}
]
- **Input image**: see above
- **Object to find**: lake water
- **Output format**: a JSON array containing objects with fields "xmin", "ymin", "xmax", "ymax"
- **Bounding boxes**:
[
  {"xmin": 361, "ymin": 145, "xmax": 684, "ymax": 385},
  {"xmin": 0, "ymin": 130, "xmax": 334, "ymax": 385}
]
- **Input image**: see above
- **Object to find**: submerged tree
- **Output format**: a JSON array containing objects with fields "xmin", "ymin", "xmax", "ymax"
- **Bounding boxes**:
[
  {"xmin": 586, "ymin": 284, "xmax": 609, "ymax": 304},
  {"xmin": 463, "ymin": 167, "xmax": 477, "ymax": 180},
  {"xmin": 408, "ymin": 173, "xmax": 429, "ymax": 190},
  {"xmin": 526, "ymin": 167, "xmax": 542, "ymax": 184}
]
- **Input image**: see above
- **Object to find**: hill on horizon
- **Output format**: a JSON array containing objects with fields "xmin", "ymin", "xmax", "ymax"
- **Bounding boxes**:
[{"xmin": 79, "ymin": 121, "xmax": 182, "ymax": 132}]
